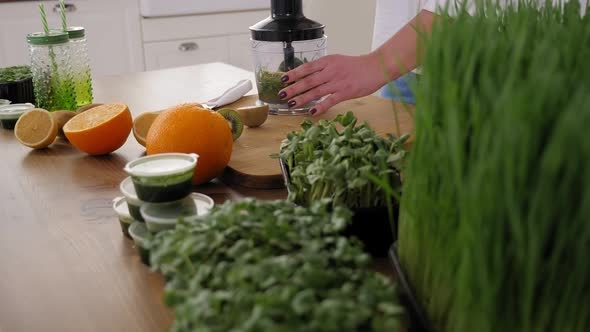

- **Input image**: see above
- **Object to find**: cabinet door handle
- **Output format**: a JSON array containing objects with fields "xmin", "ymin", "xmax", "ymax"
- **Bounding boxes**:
[
  {"xmin": 178, "ymin": 42, "xmax": 199, "ymax": 52},
  {"xmin": 53, "ymin": 3, "xmax": 77, "ymax": 13}
]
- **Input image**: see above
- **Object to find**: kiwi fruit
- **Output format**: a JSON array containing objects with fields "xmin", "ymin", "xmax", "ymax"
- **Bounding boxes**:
[
  {"xmin": 76, "ymin": 103, "xmax": 103, "ymax": 114},
  {"xmin": 236, "ymin": 105, "xmax": 269, "ymax": 128},
  {"xmin": 217, "ymin": 108, "xmax": 244, "ymax": 141},
  {"xmin": 52, "ymin": 110, "xmax": 77, "ymax": 139}
]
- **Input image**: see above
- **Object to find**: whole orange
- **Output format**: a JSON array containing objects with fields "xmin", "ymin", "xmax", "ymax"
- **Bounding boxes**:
[
  {"xmin": 63, "ymin": 103, "xmax": 132, "ymax": 155},
  {"xmin": 145, "ymin": 103, "xmax": 233, "ymax": 185}
]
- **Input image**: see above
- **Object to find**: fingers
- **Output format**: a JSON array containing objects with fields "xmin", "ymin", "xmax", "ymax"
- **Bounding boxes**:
[
  {"xmin": 274, "ymin": 54, "xmax": 345, "ymax": 116},
  {"xmin": 285, "ymin": 81, "xmax": 333, "ymax": 109},
  {"xmin": 281, "ymin": 56, "xmax": 328, "ymax": 84},
  {"xmin": 278, "ymin": 71, "xmax": 330, "ymax": 103},
  {"xmin": 308, "ymin": 93, "xmax": 345, "ymax": 116}
]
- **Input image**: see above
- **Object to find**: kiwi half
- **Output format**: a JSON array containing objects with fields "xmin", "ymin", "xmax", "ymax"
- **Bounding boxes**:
[
  {"xmin": 217, "ymin": 108, "xmax": 244, "ymax": 141},
  {"xmin": 236, "ymin": 104, "xmax": 269, "ymax": 128},
  {"xmin": 52, "ymin": 110, "xmax": 77, "ymax": 139}
]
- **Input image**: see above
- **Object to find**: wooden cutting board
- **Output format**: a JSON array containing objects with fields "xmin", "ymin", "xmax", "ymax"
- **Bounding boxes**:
[{"xmin": 220, "ymin": 94, "xmax": 415, "ymax": 189}]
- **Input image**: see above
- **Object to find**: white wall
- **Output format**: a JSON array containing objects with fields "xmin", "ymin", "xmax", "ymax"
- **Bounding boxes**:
[{"xmin": 303, "ymin": 0, "xmax": 377, "ymax": 56}]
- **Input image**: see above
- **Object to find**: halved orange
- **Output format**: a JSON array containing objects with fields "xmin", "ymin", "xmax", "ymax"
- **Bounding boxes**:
[
  {"xmin": 14, "ymin": 108, "xmax": 58, "ymax": 149},
  {"xmin": 76, "ymin": 103, "xmax": 103, "ymax": 114},
  {"xmin": 63, "ymin": 103, "xmax": 132, "ymax": 155}
]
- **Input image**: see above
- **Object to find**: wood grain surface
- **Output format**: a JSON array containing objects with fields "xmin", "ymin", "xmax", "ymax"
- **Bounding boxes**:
[
  {"xmin": 0, "ymin": 62, "xmax": 411, "ymax": 332},
  {"xmin": 220, "ymin": 95, "xmax": 415, "ymax": 189},
  {"xmin": 0, "ymin": 63, "xmax": 284, "ymax": 332}
]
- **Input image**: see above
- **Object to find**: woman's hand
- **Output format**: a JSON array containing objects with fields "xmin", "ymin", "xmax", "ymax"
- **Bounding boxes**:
[
  {"xmin": 276, "ymin": 10, "xmax": 437, "ymax": 116},
  {"xmin": 278, "ymin": 53, "xmax": 387, "ymax": 116}
]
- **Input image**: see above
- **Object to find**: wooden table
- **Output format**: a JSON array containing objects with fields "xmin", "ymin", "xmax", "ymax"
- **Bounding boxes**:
[{"xmin": 0, "ymin": 62, "xmax": 412, "ymax": 332}]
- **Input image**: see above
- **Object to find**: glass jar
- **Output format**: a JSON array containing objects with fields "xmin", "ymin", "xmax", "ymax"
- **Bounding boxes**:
[
  {"xmin": 65, "ymin": 27, "xmax": 93, "ymax": 108},
  {"xmin": 251, "ymin": 37, "xmax": 327, "ymax": 115},
  {"xmin": 26, "ymin": 31, "xmax": 77, "ymax": 111}
]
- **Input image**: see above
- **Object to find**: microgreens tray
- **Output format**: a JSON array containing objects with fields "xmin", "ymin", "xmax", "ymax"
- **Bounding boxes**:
[
  {"xmin": 276, "ymin": 112, "xmax": 406, "ymax": 257},
  {"xmin": 280, "ymin": 157, "xmax": 395, "ymax": 257}
]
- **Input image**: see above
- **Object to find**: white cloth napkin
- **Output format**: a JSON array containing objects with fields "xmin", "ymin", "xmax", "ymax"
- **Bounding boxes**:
[{"xmin": 202, "ymin": 79, "xmax": 253, "ymax": 109}]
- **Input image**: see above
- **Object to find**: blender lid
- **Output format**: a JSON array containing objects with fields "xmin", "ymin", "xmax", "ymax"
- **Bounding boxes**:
[{"xmin": 250, "ymin": 0, "xmax": 324, "ymax": 42}]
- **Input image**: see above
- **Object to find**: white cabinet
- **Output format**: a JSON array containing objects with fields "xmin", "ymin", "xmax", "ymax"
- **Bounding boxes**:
[
  {"xmin": 0, "ymin": 1, "xmax": 267, "ymax": 75},
  {"xmin": 141, "ymin": 10, "xmax": 267, "ymax": 72},
  {"xmin": 0, "ymin": 0, "xmax": 144, "ymax": 77},
  {"xmin": 144, "ymin": 36, "xmax": 230, "ymax": 71},
  {"xmin": 139, "ymin": 0, "xmax": 268, "ymax": 18}
]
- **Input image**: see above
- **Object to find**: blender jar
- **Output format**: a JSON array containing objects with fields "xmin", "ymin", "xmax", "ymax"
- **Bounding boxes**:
[
  {"xmin": 252, "ymin": 37, "xmax": 327, "ymax": 115},
  {"xmin": 250, "ymin": 0, "xmax": 326, "ymax": 115}
]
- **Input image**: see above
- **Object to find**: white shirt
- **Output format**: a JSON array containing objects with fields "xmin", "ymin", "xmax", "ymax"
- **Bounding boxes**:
[
  {"xmin": 372, "ymin": 1, "xmax": 429, "ymax": 51},
  {"xmin": 372, "ymin": 1, "xmax": 412, "ymax": 50}
]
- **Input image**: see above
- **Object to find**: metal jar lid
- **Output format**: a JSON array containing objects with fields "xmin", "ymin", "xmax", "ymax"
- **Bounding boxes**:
[{"xmin": 66, "ymin": 26, "xmax": 85, "ymax": 39}]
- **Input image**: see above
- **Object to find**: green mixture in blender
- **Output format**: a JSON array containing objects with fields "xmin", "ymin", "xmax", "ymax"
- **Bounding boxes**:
[{"xmin": 256, "ymin": 57, "xmax": 307, "ymax": 105}]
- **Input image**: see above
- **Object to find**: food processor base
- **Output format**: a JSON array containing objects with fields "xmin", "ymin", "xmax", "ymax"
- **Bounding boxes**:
[{"xmin": 257, "ymin": 100, "xmax": 314, "ymax": 116}]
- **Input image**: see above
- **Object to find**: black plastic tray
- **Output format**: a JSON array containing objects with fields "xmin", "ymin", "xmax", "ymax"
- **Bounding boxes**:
[
  {"xmin": 279, "ymin": 158, "xmax": 396, "ymax": 257},
  {"xmin": 389, "ymin": 243, "xmax": 434, "ymax": 332},
  {"xmin": 346, "ymin": 205, "xmax": 396, "ymax": 257},
  {"xmin": 0, "ymin": 77, "xmax": 35, "ymax": 104}
]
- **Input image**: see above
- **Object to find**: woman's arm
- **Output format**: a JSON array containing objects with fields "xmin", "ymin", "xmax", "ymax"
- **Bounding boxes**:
[{"xmin": 278, "ymin": 9, "xmax": 437, "ymax": 116}]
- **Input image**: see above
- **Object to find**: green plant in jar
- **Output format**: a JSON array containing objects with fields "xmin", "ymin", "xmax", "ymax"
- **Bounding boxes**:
[
  {"xmin": 256, "ymin": 56, "xmax": 307, "ymax": 104},
  {"xmin": 256, "ymin": 68, "xmax": 286, "ymax": 104},
  {"xmin": 398, "ymin": 1, "xmax": 590, "ymax": 331}
]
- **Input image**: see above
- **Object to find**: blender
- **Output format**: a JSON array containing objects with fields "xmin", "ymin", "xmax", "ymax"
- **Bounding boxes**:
[{"xmin": 250, "ymin": 0, "xmax": 327, "ymax": 115}]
